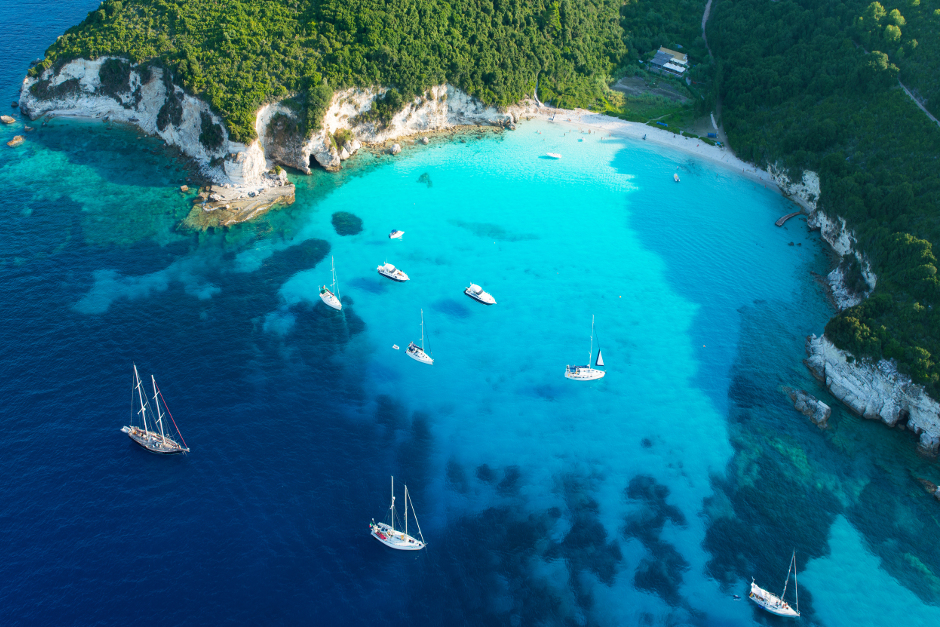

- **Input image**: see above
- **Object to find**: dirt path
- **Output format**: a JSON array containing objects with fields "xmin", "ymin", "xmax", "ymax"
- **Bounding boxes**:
[
  {"xmin": 899, "ymin": 81, "xmax": 940, "ymax": 128},
  {"xmin": 702, "ymin": 0, "xmax": 714, "ymax": 59}
]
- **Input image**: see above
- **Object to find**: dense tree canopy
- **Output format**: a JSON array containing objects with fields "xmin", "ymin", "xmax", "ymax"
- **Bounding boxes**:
[
  {"xmin": 36, "ymin": 0, "xmax": 626, "ymax": 142},
  {"xmin": 709, "ymin": 0, "xmax": 940, "ymax": 393}
]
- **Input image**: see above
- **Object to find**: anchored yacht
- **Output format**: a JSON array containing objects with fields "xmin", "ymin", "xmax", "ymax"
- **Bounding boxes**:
[
  {"xmin": 377, "ymin": 262, "xmax": 409, "ymax": 282},
  {"xmin": 750, "ymin": 551, "xmax": 800, "ymax": 618},
  {"xmin": 319, "ymin": 256, "xmax": 342, "ymax": 310},
  {"xmin": 464, "ymin": 283, "xmax": 496, "ymax": 305},
  {"xmin": 121, "ymin": 365, "xmax": 189, "ymax": 454},
  {"xmin": 565, "ymin": 315, "xmax": 606, "ymax": 380},
  {"xmin": 370, "ymin": 476, "xmax": 426, "ymax": 551},
  {"xmin": 389, "ymin": 229, "xmax": 405, "ymax": 239},
  {"xmin": 406, "ymin": 309, "xmax": 434, "ymax": 365}
]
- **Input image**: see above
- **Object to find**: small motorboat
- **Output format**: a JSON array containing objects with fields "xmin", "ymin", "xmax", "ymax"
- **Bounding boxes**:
[
  {"xmin": 674, "ymin": 173, "xmax": 680, "ymax": 182},
  {"xmin": 546, "ymin": 152, "xmax": 562, "ymax": 159},
  {"xmin": 377, "ymin": 262, "xmax": 409, "ymax": 282},
  {"xmin": 389, "ymin": 229, "xmax": 404, "ymax": 239},
  {"xmin": 392, "ymin": 344, "xmax": 399, "ymax": 350},
  {"xmin": 464, "ymin": 284, "xmax": 496, "ymax": 305}
]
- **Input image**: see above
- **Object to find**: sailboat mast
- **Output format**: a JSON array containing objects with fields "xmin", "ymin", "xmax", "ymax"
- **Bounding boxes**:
[
  {"xmin": 152, "ymin": 375, "xmax": 167, "ymax": 444},
  {"xmin": 420, "ymin": 309, "xmax": 425, "ymax": 351},
  {"xmin": 331, "ymin": 256, "xmax": 339, "ymax": 297},
  {"xmin": 781, "ymin": 550, "xmax": 794, "ymax": 601},
  {"xmin": 390, "ymin": 476, "xmax": 396, "ymax": 532},
  {"xmin": 134, "ymin": 365, "xmax": 149, "ymax": 431},
  {"xmin": 793, "ymin": 552, "xmax": 799, "ymax": 612},
  {"xmin": 589, "ymin": 315, "xmax": 595, "ymax": 365},
  {"xmin": 404, "ymin": 485, "xmax": 409, "ymax": 537}
]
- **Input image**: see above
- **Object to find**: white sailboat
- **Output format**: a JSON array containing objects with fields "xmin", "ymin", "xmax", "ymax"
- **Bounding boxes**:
[
  {"xmin": 319, "ymin": 256, "xmax": 342, "ymax": 311},
  {"xmin": 750, "ymin": 551, "xmax": 800, "ymax": 618},
  {"xmin": 121, "ymin": 365, "xmax": 189, "ymax": 454},
  {"xmin": 565, "ymin": 315, "xmax": 606, "ymax": 380},
  {"xmin": 370, "ymin": 476, "xmax": 426, "ymax": 551},
  {"xmin": 406, "ymin": 309, "xmax": 434, "ymax": 365}
]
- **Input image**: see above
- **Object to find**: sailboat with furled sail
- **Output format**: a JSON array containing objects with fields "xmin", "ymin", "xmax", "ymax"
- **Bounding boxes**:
[
  {"xmin": 749, "ymin": 551, "xmax": 800, "ymax": 618},
  {"xmin": 370, "ymin": 476, "xmax": 426, "ymax": 551},
  {"xmin": 121, "ymin": 365, "xmax": 189, "ymax": 454},
  {"xmin": 319, "ymin": 256, "xmax": 342, "ymax": 310},
  {"xmin": 406, "ymin": 309, "xmax": 434, "ymax": 365},
  {"xmin": 565, "ymin": 315, "xmax": 606, "ymax": 380}
]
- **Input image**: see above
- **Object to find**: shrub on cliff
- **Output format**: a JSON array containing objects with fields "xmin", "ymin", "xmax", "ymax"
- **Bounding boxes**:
[
  {"xmin": 97, "ymin": 58, "xmax": 130, "ymax": 99},
  {"xmin": 199, "ymin": 111, "xmax": 224, "ymax": 151}
]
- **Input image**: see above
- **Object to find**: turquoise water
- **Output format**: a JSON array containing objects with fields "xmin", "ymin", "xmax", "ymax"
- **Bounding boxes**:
[{"xmin": 4, "ymin": 10, "xmax": 940, "ymax": 620}]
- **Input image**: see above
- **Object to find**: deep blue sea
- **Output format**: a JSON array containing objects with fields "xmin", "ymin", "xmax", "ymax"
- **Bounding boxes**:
[{"xmin": 4, "ymin": 4, "xmax": 940, "ymax": 626}]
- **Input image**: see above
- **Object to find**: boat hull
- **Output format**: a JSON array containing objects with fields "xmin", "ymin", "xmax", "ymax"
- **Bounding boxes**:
[
  {"xmin": 389, "ymin": 230, "xmax": 404, "ymax": 239},
  {"xmin": 319, "ymin": 288, "xmax": 342, "ymax": 310},
  {"xmin": 749, "ymin": 583, "xmax": 799, "ymax": 617},
  {"xmin": 121, "ymin": 426, "xmax": 188, "ymax": 454},
  {"xmin": 565, "ymin": 366, "xmax": 605, "ymax": 380},
  {"xmin": 406, "ymin": 344, "xmax": 433, "ymax": 365},
  {"xmin": 464, "ymin": 288, "xmax": 496, "ymax": 305},
  {"xmin": 377, "ymin": 268, "xmax": 409, "ymax": 281},
  {"xmin": 371, "ymin": 522, "xmax": 425, "ymax": 551}
]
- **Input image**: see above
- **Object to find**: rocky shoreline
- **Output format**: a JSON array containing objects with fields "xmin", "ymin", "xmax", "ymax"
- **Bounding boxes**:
[{"xmin": 804, "ymin": 334, "xmax": 940, "ymax": 454}]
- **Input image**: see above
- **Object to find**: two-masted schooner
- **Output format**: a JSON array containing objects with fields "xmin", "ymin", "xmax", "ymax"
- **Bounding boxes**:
[
  {"xmin": 370, "ymin": 476, "xmax": 426, "ymax": 551},
  {"xmin": 121, "ymin": 365, "xmax": 189, "ymax": 454}
]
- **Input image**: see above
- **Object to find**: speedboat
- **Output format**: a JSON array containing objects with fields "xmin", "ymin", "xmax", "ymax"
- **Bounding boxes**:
[
  {"xmin": 674, "ymin": 173, "xmax": 680, "ymax": 182},
  {"xmin": 389, "ymin": 229, "xmax": 405, "ymax": 239},
  {"xmin": 546, "ymin": 152, "xmax": 562, "ymax": 159},
  {"xmin": 377, "ymin": 262, "xmax": 409, "ymax": 282},
  {"xmin": 464, "ymin": 284, "xmax": 496, "ymax": 305}
]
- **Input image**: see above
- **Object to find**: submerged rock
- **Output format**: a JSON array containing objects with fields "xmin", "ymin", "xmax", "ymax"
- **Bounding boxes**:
[
  {"xmin": 1, "ymin": 115, "xmax": 15, "ymax": 124},
  {"xmin": 420, "ymin": 136, "xmax": 430, "ymax": 145},
  {"xmin": 389, "ymin": 143, "xmax": 401, "ymax": 155},
  {"xmin": 331, "ymin": 211, "xmax": 363, "ymax": 236},
  {"xmin": 6, "ymin": 135, "xmax": 24, "ymax": 147},
  {"xmin": 180, "ymin": 185, "xmax": 189, "ymax": 192},
  {"xmin": 784, "ymin": 386, "xmax": 831, "ymax": 427}
]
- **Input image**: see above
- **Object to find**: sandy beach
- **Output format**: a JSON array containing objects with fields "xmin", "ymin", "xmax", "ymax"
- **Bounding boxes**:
[{"xmin": 516, "ymin": 107, "xmax": 805, "ymax": 209}]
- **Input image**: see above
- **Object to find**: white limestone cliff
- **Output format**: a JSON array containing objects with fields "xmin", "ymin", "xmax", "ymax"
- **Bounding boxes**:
[
  {"xmin": 260, "ymin": 84, "xmax": 541, "ymax": 173},
  {"xmin": 804, "ymin": 335, "xmax": 940, "ymax": 454},
  {"xmin": 19, "ymin": 58, "xmax": 269, "ymax": 190}
]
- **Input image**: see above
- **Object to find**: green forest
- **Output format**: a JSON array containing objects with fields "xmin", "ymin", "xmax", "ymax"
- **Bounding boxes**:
[{"xmin": 30, "ymin": 0, "xmax": 940, "ymax": 394}]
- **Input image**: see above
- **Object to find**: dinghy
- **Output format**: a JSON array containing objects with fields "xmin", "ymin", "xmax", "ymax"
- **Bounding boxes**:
[
  {"xmin": 389, "ymin": 229, "xmax": 405, "ymax": 239},
  {"xmin": 565, "ymin": 315, "xmax": 606, "ymax": 380},
  {"xmin": 546, "ymin": 152, "xmax": 562, "ymax": 159},
  {"xmin": 370, "ymin": 476, "xmax": 426, "ymax": 551},
  {"xmin": 749, "ymin": 551, "xmax": 800, "ymax": 618},
  {"xmin": 674, "ymin": 173, "xmax": 680, "ymax": 182}
]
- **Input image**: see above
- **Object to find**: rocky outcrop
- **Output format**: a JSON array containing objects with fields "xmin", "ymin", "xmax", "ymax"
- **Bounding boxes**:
[
  {"xmin": 784, "ymin": 386, "xmax": 831, "ymax": 427},
  {"xmin": 805, "ymin": 334, "xmax": 940, "ymax": 454},
  {"xmin": 19, "ymin": 57, "xmax": 267, "ymax": 190},
  {"xmin": 260, "ymin": 84, "xmax": 542, "ymax": 173},
  {"xmin": 768, "ymin": 166, "xmax": 876, "ymax": 310},
  {"xmin": 1, "ymin": 115, "xmax": 15, "ymax": 124},
  {"xmin": 389, "ymin": 143, "xmax": 401, "ymax": 155},
  {"xmin": 7, "ymin": 135, "xmax": 24, "ymax": 147}
]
